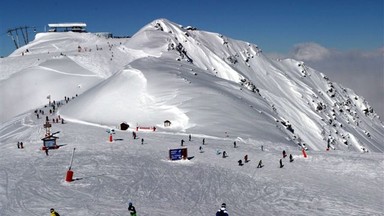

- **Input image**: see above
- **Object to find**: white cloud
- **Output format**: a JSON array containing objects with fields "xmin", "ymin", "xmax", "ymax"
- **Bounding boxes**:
[{"xmin": 292, "ymin": 42, "xmax": 331, "ymax": 61}]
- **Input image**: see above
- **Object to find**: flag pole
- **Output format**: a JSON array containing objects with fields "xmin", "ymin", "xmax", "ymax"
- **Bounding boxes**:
[{"xmin": 68, "ymin": 148, "xmax": 76, "ymax": 170}]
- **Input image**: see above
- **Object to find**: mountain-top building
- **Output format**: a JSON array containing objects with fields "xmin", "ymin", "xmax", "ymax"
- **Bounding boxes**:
[{"xmin": 48, "ymin": 23, "xmax": 86, "ymax": 33}]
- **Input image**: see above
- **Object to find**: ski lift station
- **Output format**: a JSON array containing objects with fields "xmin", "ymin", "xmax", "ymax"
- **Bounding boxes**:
[{"xmin": 48, "ymin": 23, "xmax": 87, "ymax": 33}]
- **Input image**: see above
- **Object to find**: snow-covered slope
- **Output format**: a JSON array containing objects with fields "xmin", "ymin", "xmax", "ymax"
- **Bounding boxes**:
[
  {"xmin": 4, "ymin": 18, "xmax": 381, "ymax": 152},
  {"xmin": 0, "ymin": 18, "xmax": 383, "ymax": 216},
  {"xmin": 0, "ymin": 107, "xmax": 383, "ymax": 215}
]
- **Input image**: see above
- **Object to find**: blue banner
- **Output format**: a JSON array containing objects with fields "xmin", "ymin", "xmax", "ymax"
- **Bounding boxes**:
[{"xmin": 170, "ymin": 149, "xmax": 183, "ymax": 160}]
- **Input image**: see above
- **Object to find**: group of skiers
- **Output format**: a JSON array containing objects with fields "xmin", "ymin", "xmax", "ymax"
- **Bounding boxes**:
[
  {"xmin": 131, "ymin": 131, "xmax": 144, "ymax": 145},
  {"xmin": 280, "ymin": 150, "xmax": 294, "ymax": 168},
  {"xmin": 49, "ymin": 202, "xmax": 137, "ymax": 216},
  {"xmin": 17, "ymin": 141, "xmax": 24, "ymax": 149},
  {"xmin": 49, "ymin": 202, "xmax": 231, "ymax": 215},
  {"xmin": 235, "ymin": 148, "xmax": 295, "ymax": 169},
  {"xmin": 180, "ymin": 134, "xmax": 193, "ymax": 146}
]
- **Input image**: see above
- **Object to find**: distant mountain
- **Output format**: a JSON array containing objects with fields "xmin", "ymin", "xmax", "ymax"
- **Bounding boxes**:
[{"xmin": 1, "ymin": 18, "xmax": 383, "ymax": 152}]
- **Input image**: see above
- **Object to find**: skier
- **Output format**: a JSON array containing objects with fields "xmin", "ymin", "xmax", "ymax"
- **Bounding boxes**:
[
  {"xmin": 132, "ymin": 131, "xmax": 137, "ymax": 139},
  {"xmin": 45, "ymin": 148, "xmax": 49, "ymax": 156},
  {"xmin": 189, "ymin": 134, "xmax": 192, "ymax": 141},
  {"xmin": 199, "ymin": 146, "xmax": 203, "ymax": 153},
  {"xmin": 202, "ymin": 138, "xmax": 205, "ymax": 145},
  {"xmin": 181, "ymin": 139, "xmax": 185, "ymax": 146},
  {"xmin": 244, "ymin": 154, "xmax": 248, "ymax": 163},
  {"xmin": 261, "ymin": 145, "xmax": 264, "ymax": 151},
  {"xmin": 17, "ymin": 142, "xmax": 20, "ymax": 149},
  {"xmin": 20, "ymin": 142, "xmax": 24, "ymax": 149},
  {"xmin": 141, "ymin": 138, "xmax": 144, "ymax": 145},
  {"xmin": 289, "ymin": 154, "xmax": 294, "ymax": 162},
  {"xmin": 257, "ymin": 160, "xmax": 263, "ymax": 168},
  {"xmin": 238, "ymin": 159, "xmax": 243, "ymax": 166},
  {"xmin": 282, "ymin": 150, "xmax": 287, "ymax": 158},
  {"xmin": 280, "ymin": 158, "xmax": 284, "ymax": 168},
  {"xmin": 216, "ymin": 203, "xmax": 229, "ymax": 216},
  {"xmin": 50, "ymin": 208, "xmax": 60, "ymax": 216},
  {"xmin": 128, "ymin": 202, "xmax": 137, "ymax": 216},
  {"xmin": 222, "ymin": 151, "xmax": 227, "ymax": 158},
  {"xmin": 233, "ymin": 141, "xmax": 237, "ymax": 148}
]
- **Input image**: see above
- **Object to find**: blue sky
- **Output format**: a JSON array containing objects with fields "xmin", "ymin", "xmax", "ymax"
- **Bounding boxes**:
[{"xmin": 1, "ymin": 0, "xmax": 383, "ymax": 56}]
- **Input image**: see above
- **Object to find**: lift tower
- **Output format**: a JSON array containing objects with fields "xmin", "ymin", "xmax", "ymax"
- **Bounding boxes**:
[{"xmin": 7, "ymin": 26, "xmax": 36, "ymax": 49}]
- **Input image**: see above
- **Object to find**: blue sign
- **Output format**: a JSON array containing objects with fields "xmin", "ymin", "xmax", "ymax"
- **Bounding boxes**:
[{"xmin": 170, "ymin": 149, "xmax": 183, "ymax": 160}]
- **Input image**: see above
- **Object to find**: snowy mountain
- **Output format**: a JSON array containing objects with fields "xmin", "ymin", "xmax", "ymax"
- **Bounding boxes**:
[
  {"xmin": 0, "ymin": 19, "xmax": 383, "ymax": 215},
  {"xmin": 2, "ymin": 18, "xmax": 383, "ymax": 153}
]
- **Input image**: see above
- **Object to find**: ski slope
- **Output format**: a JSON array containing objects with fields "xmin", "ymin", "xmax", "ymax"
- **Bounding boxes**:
[{"xmin": 0, "ymin": 103, "xmax": 383, "ymax": 215}]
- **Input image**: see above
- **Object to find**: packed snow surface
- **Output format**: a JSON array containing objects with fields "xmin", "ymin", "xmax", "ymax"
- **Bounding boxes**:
[{"xmin": 0, "ymin": 19, "xmax": 383, "ymax": 215}]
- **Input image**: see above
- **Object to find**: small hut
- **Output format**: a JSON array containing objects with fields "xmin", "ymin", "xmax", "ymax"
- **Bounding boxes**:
[
  {"xmin": 120, "ymin": 122, "xmax": 129, "ymax": 131},
  {"xmin": 164, "ymin": 120, "xmax": 171, "ymax": 127}
]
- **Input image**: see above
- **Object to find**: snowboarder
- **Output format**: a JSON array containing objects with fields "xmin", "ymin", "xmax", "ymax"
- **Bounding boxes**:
[
  {"xmin": 257, "ymin": 160, "xmax": 263, "ymax": 168},
  {"xmin": 189, "ymin": 134, "xmax": 192, "ymax": 141},
  {"xmin": 181, "ymin": 139, "xmax": 185, "ymax": 146},
  {"xmin": 50, "ymin": 208, "xmax": 60, "ymax": 216},
  {"xmin": 282, "ymin": 150, "xmax": 287, "ymax": 158},
  {"xmin": 289, "ymin": 154, "xmax": 294, "ymax": 162},
  {"xmin": 128, "ymin": 202, "xmax": 137, "ymax": 216},
  {"xmin": 280, "ymin": 159, "xmax": 284, "ymax": 168},
  {"xmin": 216, "ymin": 203, "xmax": 229, "ymax": 216},
  {"xmin": 233, "ymin": 141, "xmax": 237, "ymax": 148}
]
